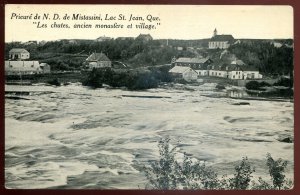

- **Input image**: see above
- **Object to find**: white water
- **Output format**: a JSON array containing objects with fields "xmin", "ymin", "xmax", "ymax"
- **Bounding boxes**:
[{"xmin": 5, "ymin": 83, "xmax": 294, "ymax": 189}]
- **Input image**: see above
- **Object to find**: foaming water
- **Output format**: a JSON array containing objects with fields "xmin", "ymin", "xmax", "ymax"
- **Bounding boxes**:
[{"xmin": 5, "ymin": 84, "xmax": 294, "ymax": 189}]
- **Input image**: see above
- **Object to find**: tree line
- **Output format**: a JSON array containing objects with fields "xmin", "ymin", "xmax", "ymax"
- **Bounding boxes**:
[
  {"xmin": 5, "ymin": 38, "xmax": 293, "ymax": 75},
  {"xmin": 228, "ymin": 41, "xmax": 293, "ymax": 76}
]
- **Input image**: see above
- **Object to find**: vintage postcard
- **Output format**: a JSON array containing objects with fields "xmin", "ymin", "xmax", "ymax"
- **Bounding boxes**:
[{"xmin": 4, "ymin": 4, "xmax": 294, "ymax": 190}]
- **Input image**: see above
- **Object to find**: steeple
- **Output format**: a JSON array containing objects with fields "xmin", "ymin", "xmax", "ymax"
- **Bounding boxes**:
[{"xmin": 213, "ymin": 28, "xmax": 217, "ymax": 37}]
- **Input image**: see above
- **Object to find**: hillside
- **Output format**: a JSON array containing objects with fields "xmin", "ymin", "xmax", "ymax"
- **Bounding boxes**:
[{"xmin": 5, "ymin": 38, "xmax": 293, "ymax": 76}]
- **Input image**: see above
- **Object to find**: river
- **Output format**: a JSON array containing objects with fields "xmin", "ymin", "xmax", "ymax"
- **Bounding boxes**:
[{"xmin": 5, "ymin": 83, "xmax": 294, "ymax": 189}]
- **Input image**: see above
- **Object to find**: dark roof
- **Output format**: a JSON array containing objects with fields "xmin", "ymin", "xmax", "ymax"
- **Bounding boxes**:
[
  {"xmin": 208, "ymin": 64, "xmax": 258, "ymax": 71},
  {"xmin": 9, "ymin": 48, "xmax": 29, "ymax": 53},
  {"xmin": 86, "ymin": 53, "xmax": 110, "ymax": 62},
  {"xmin": 210, "ymin": 35, "xmax": 234, "ymax": 42},
  {"xmin": 240, "ymin": 66, "xmax": 259, "ymax": 71},
  {"xmin": 136, "ymin": 34, "xmax": 153, "ymax": 40},
  {"xmin": 169, "ymin": 66, "xmax": 197, "ymax": 74},
  {"xmin": 175, "ymin": 57, "xmax": 212, "ymax": 64}
]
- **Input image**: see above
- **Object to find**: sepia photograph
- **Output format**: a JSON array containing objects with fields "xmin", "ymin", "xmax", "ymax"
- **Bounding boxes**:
[{"xmin": 4, "ymin": 4, "xmax": 294, "ymax": 190}]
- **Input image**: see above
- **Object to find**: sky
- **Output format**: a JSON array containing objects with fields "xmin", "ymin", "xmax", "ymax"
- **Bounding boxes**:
[{"xmin": 5, "ymin": 4, "xmax": 293, "ymax": 42}]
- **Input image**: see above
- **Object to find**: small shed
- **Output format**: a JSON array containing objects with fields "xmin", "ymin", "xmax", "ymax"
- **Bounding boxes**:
[
  {"xmin": 39, "ymin": 63, "xmax": 51, "ymax": 74},
  {"xmin": 169, "ymin": 66, "xmax": 198, "ymax": 82}
]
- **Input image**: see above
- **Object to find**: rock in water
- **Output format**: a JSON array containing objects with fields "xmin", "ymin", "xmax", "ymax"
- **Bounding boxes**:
[
  {"xmin": 232, "ymin": 102, "xmax": 250, "ymax": 105},
  {"xmin": 278, "ymin": 137, "xmax": 293, "ymax": 143}
]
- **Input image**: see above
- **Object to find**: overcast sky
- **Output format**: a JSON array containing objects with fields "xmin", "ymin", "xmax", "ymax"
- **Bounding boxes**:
[{"xmin": 5, "ymin": 4, "xmax": 293, "ymax": 42}]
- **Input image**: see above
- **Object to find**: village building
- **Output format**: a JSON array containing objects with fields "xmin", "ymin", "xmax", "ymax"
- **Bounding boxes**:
[
  {"xmin": 136, "ymin": 34, "xmax": 153, "ymax": 42},
  {"xmin": 9, "ymin": 48, "xmax": 30, "ymax": 60},
  {"xmin": 96, "ymin": 35, "xmax": 112, "ymax": 42},
  {"xmin": 5, "ymin": 61, "xmax": 42, "ymax": 75},
  {"xmin": 85, "ymin": 52, "xmax": 112, "ymax": 69},
  {"xmin": 24, "ymin": 40, "xmax": 38, "ymax": 45},
  {"xmin": 231, "ymin": 59, "xmax": 246, "ymax": 66},
  {"xmin": 208, "ymin": 63, "xmax": 262, "ymax": 80},
  {"xmin": 169, "ymin": 66, "xmax": 198, "ymax": 82},
  {"xmin": 6, "ymin": 48, "xmax": 51, "ymax": 75},
  {"xmin": 39, "ymin": 63, "xmax": 51, "ymax": 74},
  {"xmin": 208, "ymin": 64, "xmax": 228, "ymax": 78},
  {"xmin": 173, "ymin": 57, "xmax": 213, "ymax": 76},
  {"xmin": 208, "ymin": 29, "xmax": 234, "ymax": 49},
  {"xmin": 241, "ymin": 66, "xmax": 263, "ymax": 79},
  {"xmin": 225, "ymin": 65, "xmax": 244, "ymax": 79}
]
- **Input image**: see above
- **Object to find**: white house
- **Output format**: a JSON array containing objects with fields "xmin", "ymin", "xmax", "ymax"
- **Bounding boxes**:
[
  {"xmin": 169, "ymin": 66, "xmax": 198, "ymax": 82},
  {"xmin": 242, "ymin": 66, "xmax": 263, "ymax": 79},
  {"xmin": 208, "ymin": 63, "xmax": 262, "ymax": 80},
  {"xmin": 9, "ymin": 48, "xmax": 30, "ymax": 60},
  {"xmin": 5, "ymin": 61, "xmax": 42, "ymax": 75},
  {"xmin": 85, "ymin": 52, "xmax": 111, "ymax": 69},
  {"xmin": 6, "ymin": 48, "xmax": 51, "ymax": 75},
  {"xmin": 227, "ymin": 66, "xmax": 244, "ymax": 80}
]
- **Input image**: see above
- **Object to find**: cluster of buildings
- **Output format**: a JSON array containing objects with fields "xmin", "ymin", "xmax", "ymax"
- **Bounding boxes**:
[
  {"xmin": 5, "ymin": 49, "xmax": 51, "ymax": 76},
  {"xmin": 169, "ymin": 56, "xmax": 262, "ymax": 82},
  {"xmin": 169, "ymin": 29, "xmax": 263, "ymax": 82}
]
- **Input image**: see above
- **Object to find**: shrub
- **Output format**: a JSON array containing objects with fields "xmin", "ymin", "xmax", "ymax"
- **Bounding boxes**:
[
  {"xmin": 216, "ymin": 84, "xmax": 226, "ymax": 90},
  {"xmin": 228, "ymin": 157, "xmax": 255, "ymax": 189},
  {"xmin": 266, "ymin": 153, "xmax": 288, "ymax": 189},
  {"xmin": 47, "ymin": 78, "xmax": 61, "ymax": 86},
  {"xmin": 245, "ymin": 81, "xmax": 270, "ymax": 90},
  {"xmin": 142, "ymin": 138, "xmax": 293, "ymax": 190},
  {"xmin": 81, "ymin": 68, "xmax": 105, "ymax": 88},
  {"xmin": 82, "ymin": 68, "xmax": 160, "ymax": 90},
  {"xmin": 245, "ymin": 81, "xmax": 261, "ymax": 90},
  {"xmin": 273, "ymin": 78, "xmax": 293, "ymax": 87},
  {"xmin": 143, "ymin": 138, "xmax": 179, "ymax": 189}
]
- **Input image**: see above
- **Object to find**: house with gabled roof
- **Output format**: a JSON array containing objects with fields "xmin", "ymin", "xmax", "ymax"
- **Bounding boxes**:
[
  {"xmin": 136, "ymin": 34, "xmax": 153, "ymax": 42},
  {"xmin": 174, "ymin": 57, "xmax": 213, "ymax": 76},
  {"xmin": 169, "ymin": 66, "xmax": 198, "ymax": 82},
  {"xmin": 85, "ymin": 52, "xmax": 111, "ymax": 69},
  {"xmin": 231, "ymin": 59, "xmax": 246, "ymax": 66},
  {"xmin": 208, "ymin": 29, "xmax": 234, "ymax": 49},
  {"xmin": 96, "ymin": 35, "xmax": 112, "ymax": 42},
  {"xmin": 241, "ymin": 66, "xmax": 263, "ymax": 80},
  {"xmin": 9, "ymin": 48, "xmax": 30, "ymax": 60}
]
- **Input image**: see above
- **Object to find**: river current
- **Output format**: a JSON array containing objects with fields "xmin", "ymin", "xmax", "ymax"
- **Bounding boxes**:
[{"xmin": 5, "ymin": 83, "xmax": 294, "ymax": 189}]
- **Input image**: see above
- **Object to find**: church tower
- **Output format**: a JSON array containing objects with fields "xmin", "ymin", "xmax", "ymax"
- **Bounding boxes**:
[{"xmin": 213, "ymin": 28, "xmax": 217, "ymax": 37}]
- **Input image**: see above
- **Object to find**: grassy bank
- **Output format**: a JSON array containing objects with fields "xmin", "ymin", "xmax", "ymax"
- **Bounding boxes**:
[{"xmin": 5, "ymin": 71, "xmax": 89, "ymax": 85}]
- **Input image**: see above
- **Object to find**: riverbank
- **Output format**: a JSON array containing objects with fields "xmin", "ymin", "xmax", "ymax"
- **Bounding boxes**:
[
  {"xmin": 5, "ymin": 71, "xmax": 88, "ymax": 85},
  {"xmin": 5, "ymin": 68, "xmax": 293, "ymax": 100}
]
